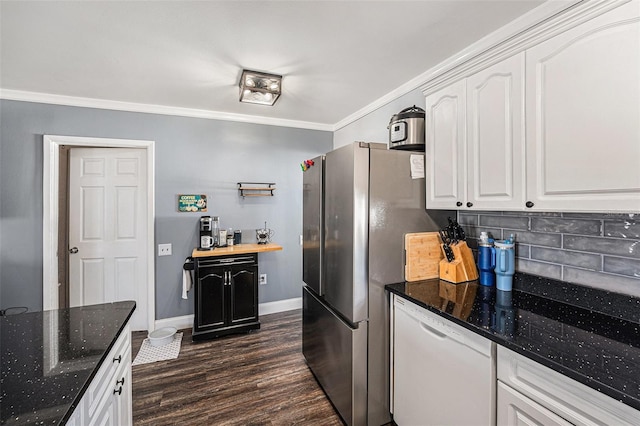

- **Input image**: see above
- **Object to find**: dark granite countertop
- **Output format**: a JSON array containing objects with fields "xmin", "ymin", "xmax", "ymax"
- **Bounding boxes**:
[
  {"xmin": 0, "ymin": 301, "xmax": 136, "ymax": 425},
  {"xmin": 386, "ymin": 273, "xmax": 640, "ymax": 412}
]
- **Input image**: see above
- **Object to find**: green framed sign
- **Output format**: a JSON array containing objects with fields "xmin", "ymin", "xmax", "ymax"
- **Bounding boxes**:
[{"xmin": 178, "ymin": 194, "xmax": 207, "ymax": 212}]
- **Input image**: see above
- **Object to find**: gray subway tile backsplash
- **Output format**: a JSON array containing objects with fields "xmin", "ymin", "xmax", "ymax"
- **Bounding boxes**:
[
  {"xmin": 515, "ymin": 258, "xmax": 563, "ymax": 280},
  {"xmin": 604, "ymin": 219, "xmax": 640, "ymax": 239},
  {"xmin": 531, "ymin": 247, "xmax": 601, "ymax": 271},
  {"xmin": 603, "ymin": 256, "xmax": 640, "ymax": 278},
  {"xmin": 459, "ymin": 211, "xmax": 640, "ymax": 296},
  {"xmin": 564, "ymin": 235, "xmax": 640, "ymax": 259},
  {"xmin": 563, "ymin": 267, "xmax": 640, "ymax": 297},
  {"xmin": 502, "ymin": 230, "xmax": 562, "ymax": 248},
  {"xmin": 530, "ymin": 217, "xmax": 601, "ymax": 236},
  {"xmin": 479, "ymin": 215, "xmax": 529, "ymax": 230}
]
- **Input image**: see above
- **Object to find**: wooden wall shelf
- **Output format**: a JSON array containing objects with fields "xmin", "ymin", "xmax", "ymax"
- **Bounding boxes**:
[{"xmin": 237, "ymin": 182, "xmax": 276, "ymax": 197}]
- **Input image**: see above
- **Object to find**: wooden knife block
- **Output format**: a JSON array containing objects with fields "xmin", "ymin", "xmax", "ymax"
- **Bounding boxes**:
[{"xmin": 439, "ymin": 241, "xmax": 479, "ymax": 283}]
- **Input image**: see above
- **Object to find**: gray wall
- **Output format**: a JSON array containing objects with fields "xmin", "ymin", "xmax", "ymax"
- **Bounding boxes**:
[
  {"xmin": 0, "ymin": 99, "xmax": 333, "ymax": 318},
  {"xmin": 336, "ymin": 91, "xmax": 640, "ymax": 297},
  {"xmin": 333, "ymin": 88, "xmax": 425, "ymax": 149}
]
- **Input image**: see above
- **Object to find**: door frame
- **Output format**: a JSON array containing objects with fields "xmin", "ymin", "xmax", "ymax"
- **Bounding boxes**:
[{"xmin": 43, "ymin": 135, "xmax": 155, "ymax": 331}]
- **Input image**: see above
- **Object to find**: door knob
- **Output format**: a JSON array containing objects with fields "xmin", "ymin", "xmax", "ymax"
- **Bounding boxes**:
[{"xmin": 69, "ymin": 247, "xmax": 79, "ymax": 254}]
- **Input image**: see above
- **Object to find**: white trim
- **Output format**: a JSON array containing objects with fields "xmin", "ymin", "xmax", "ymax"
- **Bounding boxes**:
[
  {"xmin": 420, "ymin": 0, "xmax": 627, "ymax": 96},
  {"xmin": 333, "ymin": 0, "xmax": 583, "ymax": 131},
  {"xmin": 154, "ymin": 314, "xmax": 195, "ymax": 332},
  {"xmin": 3, "ymin": 0, "xmax": 606, "ymax": 134},
  {"xmin": 258, "ymin": 297, "xmax": 302, "ymax": 316},
  {"xmin": 42, "ymin": 135, "xmax": 156, "ymax": 332},
  {"xmin": 0, "ymin": 89, "xmax": 333, "ymax": 132},
  {"xmin": 152, "ymin": 297, "xmax": 303, "ymax": 331}
]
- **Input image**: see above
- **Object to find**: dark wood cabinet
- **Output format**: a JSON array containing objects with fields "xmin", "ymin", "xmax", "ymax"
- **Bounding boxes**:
[{"xmin": 193, "ymin": 253, "xmax": 259, "ymax": 340}]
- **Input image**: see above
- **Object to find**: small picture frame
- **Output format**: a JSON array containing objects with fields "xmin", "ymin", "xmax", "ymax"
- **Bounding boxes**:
[{"xmin": 178, "ymin": 194, "xmax": 207, "ymax": 212}]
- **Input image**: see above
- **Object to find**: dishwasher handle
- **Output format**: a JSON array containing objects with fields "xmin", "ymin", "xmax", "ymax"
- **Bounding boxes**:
[{"xmin": 419, "ymin": 321, "xmax": 447, "ymax": 339}]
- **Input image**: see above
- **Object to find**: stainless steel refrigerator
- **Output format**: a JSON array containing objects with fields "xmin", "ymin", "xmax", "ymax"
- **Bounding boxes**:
[{"xmin": 302, "ymin": 142, "xmax": 451, "ymax": 426}]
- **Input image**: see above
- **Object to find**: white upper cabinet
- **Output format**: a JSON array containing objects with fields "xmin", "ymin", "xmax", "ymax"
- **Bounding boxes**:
[
  {"xmin": 525, "ymin": 0, "xmax": 640, "ymax": 212},
  {"xmin": 424, "ymin": 0, "xmax": 640, "ymax": 213},
  {"xmin": 425, "ymin": 80, "xmax": 466, "ymax": 209},
  {"xmin": 425, "ymin": 54, "xmax": 525, "ymax": 210},
  {"xmin": 467, "ymin": 53, "xmax": 525, "ymax": 210}
]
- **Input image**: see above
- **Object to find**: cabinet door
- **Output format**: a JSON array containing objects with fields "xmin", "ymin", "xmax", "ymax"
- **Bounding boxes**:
[
  {"xmin": 497, "ymin": 381, "xmax": 572, "ymax": 426},
  {"xmin": 89, "ymin": 393, "xmax": 118, "ymax": 426},
  {"xmin": 526, "ymin": 1, "xmax": 640, "ymax": 212},
  {"xmin": 467, "ymin": 53, "xmax": 526, "ymax": 210},
  {"xmin": 425, "ymin": 80, "xmax": 466, "ymax": 209},
  {"xmin": 114, "ymin": 355, "xmax": 132, "ymax": 426},
  {"xmin": 229, "ymin": 264, "xmax": 258, "ymax": 325},
  {"xmin": 196, "ymin": 265, "xmax": 226, "ymax": 329}
]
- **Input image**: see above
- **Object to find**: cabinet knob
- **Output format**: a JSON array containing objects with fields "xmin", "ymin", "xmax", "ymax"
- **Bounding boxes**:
[
  {"xmin": 526, "ymin": 201, "xmax": 534, "ymax": 208},
  {"xmin": 113, "ymin": 355, "xmax": 122, "ymax": 364},
  {"xmin": 466, "ymin": 202, "xmax": 473, "ymax": 208},
  {"xmin": 456, "ymin": 201, "xmax": 463, "ymax": 207},
  {"xmin": 113, "ymin": 386, "xmax": 123, "ymax": 396},
  {"xmin": 116, "ymin": 377, "xmax": 125, "ymax": 386}
]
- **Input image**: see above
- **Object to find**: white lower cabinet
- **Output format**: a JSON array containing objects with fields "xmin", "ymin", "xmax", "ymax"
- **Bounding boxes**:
[
  {"xmin": 497, "ymin": 346, "xmax": 640, "ymax": 426},
  {"xmin": 497, "ymin": 381, "xmax": 572, "ymax": 426},
  {"xmin": 67, "ymin": 325, "xmax": 132, "ymax": 426}
]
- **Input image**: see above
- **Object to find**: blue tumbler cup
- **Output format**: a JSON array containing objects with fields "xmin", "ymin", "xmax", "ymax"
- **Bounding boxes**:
[
  {"xmin": 493, "ymin": 290, "xmax": 515, "ymax": 338},
  {"xmin": 477, "ymin": 232, "xmax": 496, "ymax": 286},
  {"xmin": 494, "ymin": 235, "xmax": 516, "ymax": 291}
]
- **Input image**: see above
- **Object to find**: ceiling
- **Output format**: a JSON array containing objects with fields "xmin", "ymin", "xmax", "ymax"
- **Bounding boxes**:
[{"xmin": 0, "ymin": 1, "xmax": 546, "ymax": 129}]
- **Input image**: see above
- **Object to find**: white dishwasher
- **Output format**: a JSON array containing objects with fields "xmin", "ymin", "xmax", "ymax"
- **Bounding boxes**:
[{"xmin": 392, "ymin": 295, "xmax": 496, "ymax": 426}]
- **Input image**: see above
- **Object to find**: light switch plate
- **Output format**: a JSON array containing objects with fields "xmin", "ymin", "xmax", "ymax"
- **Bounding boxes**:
[{"xmin": 158, "ymin": 243, "xmax": 172, "ymax": 256}]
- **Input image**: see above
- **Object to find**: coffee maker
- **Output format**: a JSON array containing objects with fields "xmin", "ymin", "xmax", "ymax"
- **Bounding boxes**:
[{"xmin": 198, "ymin": 216, "xmax": 214, "ymax": 250}]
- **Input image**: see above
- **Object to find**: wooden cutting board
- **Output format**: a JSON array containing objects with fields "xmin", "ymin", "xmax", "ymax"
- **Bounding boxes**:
[{"xmin": 404, "ymin": 232, "xmax": 443, "ymax": 281}]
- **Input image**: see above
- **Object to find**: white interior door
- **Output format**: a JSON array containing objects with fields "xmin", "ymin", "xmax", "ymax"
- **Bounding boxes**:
[{"xmin": 69, "ymin": 148, "xmax": 147, "ymax": 331}]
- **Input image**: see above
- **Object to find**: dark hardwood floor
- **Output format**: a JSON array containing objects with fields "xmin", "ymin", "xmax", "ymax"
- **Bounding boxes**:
[{"xmin": 131, "ymin": 310, "xmax": 344, "ymax": 425}]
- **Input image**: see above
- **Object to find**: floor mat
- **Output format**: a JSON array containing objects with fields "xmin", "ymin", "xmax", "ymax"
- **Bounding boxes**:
[{"xmin": 133, "ymin": 332, "xmax": 183, "ymax": 366}]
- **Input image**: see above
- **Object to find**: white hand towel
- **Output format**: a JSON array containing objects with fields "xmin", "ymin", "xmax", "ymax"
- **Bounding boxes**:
[{"xmin": 182, "ymin": 269, "xmax": 192, "ymax": 299}]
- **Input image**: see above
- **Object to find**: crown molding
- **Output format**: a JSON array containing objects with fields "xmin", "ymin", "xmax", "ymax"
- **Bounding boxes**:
[
  {"xmin": 334, "ymin": 0, "xmax": 583, "ymax": 131},
  {"xmin": 2, "ymin": 0, "xmax": 617, "ymax": 134},
  {"xmin": 0, "ymin": 89, "xmax": 333, "ymax": 132},
  {"xmin": 420, "ymin": 0, "xmax": 627, "ymax": 95}
]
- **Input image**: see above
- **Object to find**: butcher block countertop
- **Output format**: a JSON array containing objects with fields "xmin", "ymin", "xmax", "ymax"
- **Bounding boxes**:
[{"xmin": 192, "ymin": 243, "xmax": 282, "ymax": 258}]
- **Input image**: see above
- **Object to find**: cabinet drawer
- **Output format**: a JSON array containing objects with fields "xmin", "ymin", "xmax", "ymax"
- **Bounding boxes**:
[
  {"xmin": 84, "ymin": 324, "xmax": 131, "ymax": 419},
  {"xmin": 498, "ymin": 381, "xmax": 572, "ymax": 426},
  {"xmin": 497, "ymin": 346, "xmax": 639, "ymax": 425}
]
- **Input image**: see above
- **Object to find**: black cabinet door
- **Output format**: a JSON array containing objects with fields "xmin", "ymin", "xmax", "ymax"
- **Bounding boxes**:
[
  {"xmin": 196, "ymin": 265, "xmax": 226, "ymax": 330},
  {"xmin": 229, "ymin": 264, "xmax": 258, "ymax": 325}
]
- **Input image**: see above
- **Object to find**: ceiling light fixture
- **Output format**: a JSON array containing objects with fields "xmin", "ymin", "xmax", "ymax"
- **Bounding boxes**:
[{"xmin": 239, "ymin": 69, "xmax": 282, "ymax": 106}]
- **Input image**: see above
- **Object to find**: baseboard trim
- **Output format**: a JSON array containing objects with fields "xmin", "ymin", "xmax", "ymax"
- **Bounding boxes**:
[
  {"xmin": 153, "ymin": 297, "xmax": 302, "ymax": 331},
  {"xmin": 258, "ymin": 297, "xmax": 302, "ymax": 316},
  {"xmin": 154, "ymin": 314, "xmax": 194, "ymax": 332}
]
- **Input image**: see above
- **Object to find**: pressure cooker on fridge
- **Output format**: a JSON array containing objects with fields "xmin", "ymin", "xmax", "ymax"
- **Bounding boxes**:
[{"xmin": 388, "ymin": 105, "xmax": 425, "ymax": 151}]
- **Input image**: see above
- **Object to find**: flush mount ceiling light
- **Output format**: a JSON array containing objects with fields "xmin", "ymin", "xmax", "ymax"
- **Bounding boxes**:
[{"xmin": 239, "ymin": 69, "xmax": 282, "ymax": 106}]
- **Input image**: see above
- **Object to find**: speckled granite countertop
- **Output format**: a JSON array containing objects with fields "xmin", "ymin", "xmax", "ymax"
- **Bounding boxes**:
[
  {"xmin": 0, "ymin": 301, "xmax": 136, "ymax": 425},
  {"xmin": 386, "ymin": 273, "xmax": 640, "ymax": 411}
]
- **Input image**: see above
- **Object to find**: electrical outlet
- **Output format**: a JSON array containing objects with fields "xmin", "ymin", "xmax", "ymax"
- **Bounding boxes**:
[
  {"xmin": 158, "ymin": 243, "xmax": 172, "ymax": 256},
  {"xmin": 259, "ymin": 274, "xmax": 267, "ymax": 285}
]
